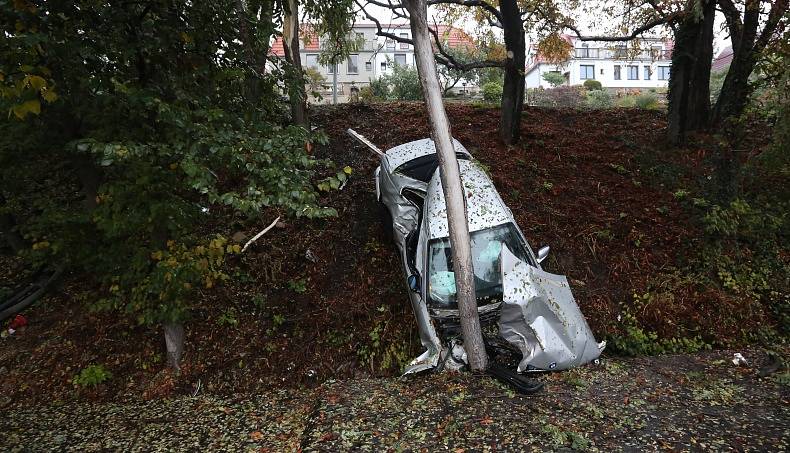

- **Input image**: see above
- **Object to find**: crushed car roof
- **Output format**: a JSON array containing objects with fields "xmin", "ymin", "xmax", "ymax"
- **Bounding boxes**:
[
  {"xmin": 425, "ymin": 159, "xmax": 512, "ymax": 239},
  {"xmin": 385, "ymin": 138, "xmax": 472, "ymax": 170}
]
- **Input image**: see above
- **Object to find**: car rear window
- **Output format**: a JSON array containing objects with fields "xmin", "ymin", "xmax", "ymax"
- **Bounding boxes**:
[{"xmin": 395, "ymin": 153, "xmax": 470, "ymax": 183}]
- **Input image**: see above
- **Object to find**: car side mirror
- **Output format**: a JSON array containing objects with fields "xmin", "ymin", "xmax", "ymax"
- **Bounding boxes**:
[
  {"xmin": 407, "ymin": 274, "xmax": 420, "ymax": 293},
  {"xmin": 536, "ymin": 246, "xmax": 550, "ymax": 264}
]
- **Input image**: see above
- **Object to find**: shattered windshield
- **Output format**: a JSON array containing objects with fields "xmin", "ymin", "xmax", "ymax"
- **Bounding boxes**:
[{"xmin": 427, "ymin": 223, "xmax": 530, "ymax": 307}]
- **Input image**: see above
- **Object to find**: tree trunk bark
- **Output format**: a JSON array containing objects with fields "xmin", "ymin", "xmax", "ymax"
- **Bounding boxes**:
[
  {"xmin": 283, "ymin": 0, "xmax": 309, "ymax": 128},
  {"xmin": 499, "ymin": 0, "xmax": 526, "ymax": 145},
  {"xmin": 666, "ymin": 0, "xmax": 714, "ymax": 144},
  {"xmin": 236, "ymin": 0, "xmax": 274, "ymax": 103},
  {"xmin": 404, "ymin": 0, "xmax": 488, "ymax": 371},
  {"xmin": 711, "ymin": 50, "xmax": 757, "ymax": 128},
  {"xmin": 164, "ymin": 323, "xmax": 185, "ymax": 370}
]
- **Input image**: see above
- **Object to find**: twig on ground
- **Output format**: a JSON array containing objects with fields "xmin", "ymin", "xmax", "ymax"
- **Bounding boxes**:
[{"xmin": 242, "ymin": 216, "xmax": 281, "ymax": 253}]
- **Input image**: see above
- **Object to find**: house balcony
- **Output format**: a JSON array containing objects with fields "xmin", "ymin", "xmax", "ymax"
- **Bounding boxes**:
[{"xmin": 573, "ymin": 48, "xmax": 672, "ymax": 61}]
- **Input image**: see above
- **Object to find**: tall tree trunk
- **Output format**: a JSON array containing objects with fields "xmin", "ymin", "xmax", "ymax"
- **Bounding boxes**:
[
  {"xmin": 711, "ymin": 0, "xmax": 787, "ymax": 127},
  {"xmin": 282, "ymin": 0, "xmax": 309, "ymax": 128},
  {"xmin": 711, "ymin": 48, "xmax": 757, "ymax": 127},
  {"xmin": 667, "ymin": 0, "xmax": 714, "ymax": 144},
  {"xmin": 499, "ymin": 0, "xmax": 526, "ymax": 145},
  {"xmin": 164, "ymin": 323, "xmax": 185, "ymax": 370},
  {"xmin": 234, "ymin": 0, "xmax": 274, "ymax": 103},
  {"xmin": 403, "ymin": 0, "xmax": 488, "ymax": 371}
]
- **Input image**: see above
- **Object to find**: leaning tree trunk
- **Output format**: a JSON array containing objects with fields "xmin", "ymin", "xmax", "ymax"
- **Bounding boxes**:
[
  {"xmin": 667, "ymin": 0, "xmax": 714, "ymax": 144},
  {"xmin": 282, "ymin": 0, "xmax": 309, "ymax": 128},
  {"xmin": 164, "ymin": 323, "xmax": 185, "ymax": 370},
  {"xmin": 403, "ymin": 0, "xmax": 488, "ymax": 371},
  {"xmin": 710, "ymin": 49, "xmax": 757, "ymax": 128},
  {"xmin": 499, "ymin": 0, "xmax": 526, "ymax": 145}
]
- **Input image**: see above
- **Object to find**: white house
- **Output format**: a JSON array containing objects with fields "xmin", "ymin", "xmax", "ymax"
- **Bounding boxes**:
[
  {"xmin": 525, "ymin": 35, "xmax": 674, "ymax": 91},
  {"xmin": 270, "ymin": 23, "xmax": 479, "ymax": 102}
]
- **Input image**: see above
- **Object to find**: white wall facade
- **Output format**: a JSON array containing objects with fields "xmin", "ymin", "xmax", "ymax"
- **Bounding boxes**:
[{"xmin": 526, "ymin": 38, "xmax": 673, "ymax": 91}]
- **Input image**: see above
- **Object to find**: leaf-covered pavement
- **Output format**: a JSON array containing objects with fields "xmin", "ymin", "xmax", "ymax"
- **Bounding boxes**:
[{"xmin": 2, "ymin": 348, "xmax": 787, "ymax": 451}]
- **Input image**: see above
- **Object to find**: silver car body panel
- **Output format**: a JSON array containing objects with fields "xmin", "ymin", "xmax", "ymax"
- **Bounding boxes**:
[
  {"xmin": 499, "ymin": 246, "xmax": 605, "ymax": 372},
  {"xmin": 383, "ymin": 137, "xmax": 471, "ymax": 170},
  {"xmin": 425, "ymin": 160, "xmax": 512, "ymax": 239}
]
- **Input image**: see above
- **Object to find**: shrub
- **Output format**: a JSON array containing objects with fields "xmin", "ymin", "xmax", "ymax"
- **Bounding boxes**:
[
  {"xmin": 364, "ymin": 77, "xmax": 390, "ymax": 102},
  {"xmin": 542, "ymin": 71, "xmax": 566, "ymax": 88},
  {"xmin": 617, "ymin": 95, "xmax": 637, "ymax": 108},
  {"xmin": 382, "ymin": 64, "xmax": 421, "ymax": 101},
  {"xmin": 482, "ymin": 81, "xmax": 503, "ymax": 103},
  {"xmin": 635, "ymin": 92, "xmax": 660, "ymax": 109},
  {"xmin": 583, "ymin": 79, "xmax": 603, "ymax": 91},
  {"xmin": 528, "ymin": 86, "xmax": 585, "ymax": 109},
  {"xmin": 73, "ymin": 364, "xmax": 112, "ymax": 387},
  {"xmin": 586, "ymin": 89, "xmax": 614, "ymax": 109}
]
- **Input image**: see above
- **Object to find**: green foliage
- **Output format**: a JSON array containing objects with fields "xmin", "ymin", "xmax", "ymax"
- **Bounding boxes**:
[
  {"xmin": 611, "ymin": 310, "xmax": 711, "ymax": 356},
  {"xmin": 583, "ymin": 79, "xmax": 603, "ymax": 91},
  {"xmin": 381, "ymin": 63, "xmax": 422, "ymax": 101},
  {"xmin": 709, "ymin": 69, "xmax": 728, "ymax": 104},
  {"xmin": 438, "ymin": 46, "xmax": 483, "ymax": 93},
  {"xmin": 73, "ymin": 364, "xmax": 112, "ymax": 387},
  {"xmin": 616, "ymin": 95, "xmax": 638, "ymax": 108},
  {"xmin": 0, "ymin": 1, "xmax": 339, "ymax": 327},
  {"xmin": 217, "ymin": 307, "xmax": 239, "ymax": 327},
  {"xmin": 634, "ymin": 92, "xmax": 660, "ymax": 109},
  {"xmin": 585, "ymin": 89, "xmax": 614, "ymax": 109},
  {"xmin": 482, "ymin": 82, "xmax": 503, "ymax": 103},
  {"xmin": 542, "ymin": 71, "xmax": 566, "ymax": 88},
  {"xmin": 316, "ymin": 165, "xmax": 352, "ymax": 192},
  {"xmin": 304, "ymin": 67, "xmax": 326, "ymax": 98},
  {"xmin": 367, "ymin": 78, "xmax": 390, "ymax": 101}
]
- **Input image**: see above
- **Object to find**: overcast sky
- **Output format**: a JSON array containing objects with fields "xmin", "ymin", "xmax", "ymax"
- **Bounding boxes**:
[{"xmin": 355, "ymin": 3, "xmax": 732, "ymax": 56}]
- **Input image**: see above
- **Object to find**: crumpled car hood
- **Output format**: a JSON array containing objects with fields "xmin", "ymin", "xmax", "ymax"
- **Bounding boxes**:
[{"xmin": 499, "ymin": 246, "xmax": 605, "ymax": 372}]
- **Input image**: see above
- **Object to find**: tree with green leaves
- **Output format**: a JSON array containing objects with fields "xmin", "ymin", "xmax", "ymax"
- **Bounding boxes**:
[
  {"xmin": 543, "ymin": 72, "xmax": 566, "ymax": 88},
  {"xmin": 358, "ymin": 0, "xmax": 576, "ymax": 145},
  {"xmin": 0, "ymin": 0, "xmax": 351, "ymax": 369}
]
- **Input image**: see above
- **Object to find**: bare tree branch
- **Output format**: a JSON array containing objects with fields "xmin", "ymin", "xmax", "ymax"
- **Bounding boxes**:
[
  {"xmin": 356, "ymin": 0, "xmax": 504, "ymax": 70},
  {"xmin": 564, "ymin": 14, "xmax": 676, "ymax": 42}
]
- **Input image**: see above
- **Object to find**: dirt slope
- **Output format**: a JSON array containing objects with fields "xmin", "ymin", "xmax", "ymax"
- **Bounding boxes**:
[{"xmin": 0, "ymin": 103, "xmax": 776, "ymax": 405}]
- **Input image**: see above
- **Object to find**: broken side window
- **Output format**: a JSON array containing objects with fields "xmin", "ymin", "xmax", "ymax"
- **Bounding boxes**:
[{"xmin": 395, "ymin": 153, "xmax": 470, "ymax": 183}]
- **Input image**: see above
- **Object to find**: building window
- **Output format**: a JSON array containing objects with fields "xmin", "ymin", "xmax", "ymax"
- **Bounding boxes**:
[
  {"xmin": 651, "ymin": 45, "xmax": 663, "ymax": 59},
  {"xmin": 305, "ymin": 54, "xmax": 319, "ymax": 69},
  {"xmin": 365, "ymin": 61, "xmax": 372, "ymax": 71},
  {"xmin": 386, "ymin": 39, "xmax": 395, "ymax": 50},
  {"xmin": 614, "ymin": 45, "xmax": 627, "ymax": 59},
  {"xmin": 658, "ymin": 65, "xmax": 670, "ymax": 80},
  {"xmin": 614, "ymin": 65, "xmax": 621, "ymax": 80},
  {"xmin": 381, "ymin": 61, "xmax": 387, "ymax": 71},
  {"xmin": 399, "ymin": 33, "xmax": 409, "ymax": 49},
  {"xmin": 394, "ymin": 53, "xmax": 407, "ymax": 66},
  {"xmin": 627, "ymin": 65, "xmax": 638, "ymax": 80},
  {"xmin": 644, "ymin": 66, "xmax": 651, "ymax": 80},
  {"xmin": 327, "ymin": 63, "xmax": 336, "ymax": 74},
  {"xmin": 580, "ymin": 65, "xmax": 594, "ymax": 80},
  {"xmin": 347, "ymin": 54, "xmax": 358, "ymax": 74}
]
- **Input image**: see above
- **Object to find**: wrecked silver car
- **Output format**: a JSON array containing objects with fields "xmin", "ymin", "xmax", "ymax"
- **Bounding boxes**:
[{"xmin": 349, "ymin": 130, "xmax": 604, "ymax": 377}]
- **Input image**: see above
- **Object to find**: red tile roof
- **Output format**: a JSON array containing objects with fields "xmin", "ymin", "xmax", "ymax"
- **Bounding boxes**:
[
  {"xmin": 712, "ymin": 45, "xmax": 733, "ymax": 72},
  {"xmin": 270, "ymin": 26, "xmax": 319, "ymax": 57}
]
